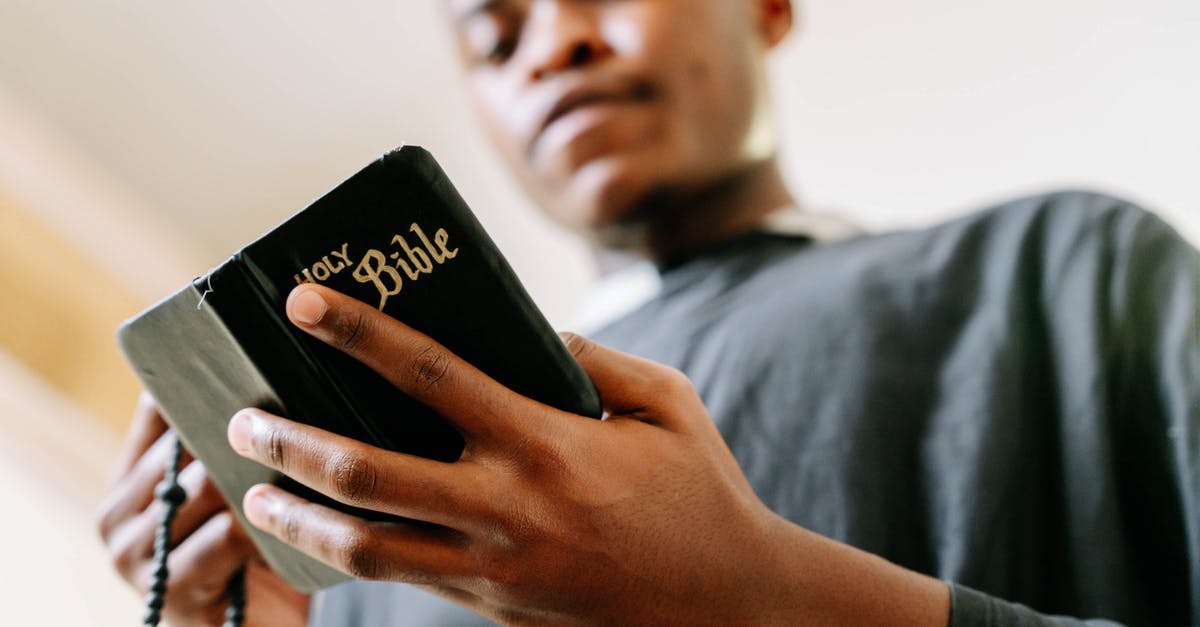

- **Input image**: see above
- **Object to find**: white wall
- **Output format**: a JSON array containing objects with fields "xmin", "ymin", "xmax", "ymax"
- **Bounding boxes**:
[{"xmin": 773, "ymin": 0, "xmax": 1200, "ymax": 243}]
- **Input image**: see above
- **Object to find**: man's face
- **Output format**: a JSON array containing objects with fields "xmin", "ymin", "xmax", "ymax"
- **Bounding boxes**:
[{"xmin": 446, "ymin": 0, "xmax": 784, "ymax": 241}]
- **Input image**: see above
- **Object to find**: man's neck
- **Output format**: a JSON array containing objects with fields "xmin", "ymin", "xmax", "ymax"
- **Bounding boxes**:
[{"xmin": 595, "ymin": 158, "xmax": 797, "ymax": 268}]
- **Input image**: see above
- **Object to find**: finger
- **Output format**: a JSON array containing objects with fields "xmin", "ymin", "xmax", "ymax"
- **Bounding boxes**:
[
  {"xmin": 559, "ymin": 332, "xmax": 702, "ymax": 427},
  {"xmin": 97, "ymin": 432, "xmax": 194, "ymax": 541},
  {"xmin": 285, "ymin": 283, "xmax": 552, "ymax": 441},
  {"xmin": 125, "ymin": 461, "xmax": 227, "ymax": 548},
  {"xmin": 158, "ymin": 511, "xmax": 255, "ymax": 609},
  {"xmin": 169, "ymin": 464, "xmax": 230, "ymax": 544},
  {"xmin": 105, "ymin": 460, "xmax": 229, "ymax": 581},
  {"xmin": 228, "ymin": 408, "xmax": 492, "ymax": 529},
  {"xmin": 243, "ymin": 483, "xmax": 470, "ymax": 584},
  {"xmin": 110, "ymin": 391, "xmax": 169, "ymax": 482}
]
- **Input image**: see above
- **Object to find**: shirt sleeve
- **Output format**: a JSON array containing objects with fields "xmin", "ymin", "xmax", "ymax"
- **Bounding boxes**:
[
  {"xmin": 1110, "ymin": 206, "xmax": 1200, "ymax": 622},
  {"xmin": 949, "ymin": 202, "xmax": 1200, "ymax": 626},
  {"xmin": 949, "ymin": 583, "xmax": 1123, "ymax": 626}
]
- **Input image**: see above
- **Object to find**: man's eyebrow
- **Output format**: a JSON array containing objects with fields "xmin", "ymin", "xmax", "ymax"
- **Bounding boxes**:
[{"xmin": 456, "ymin": 0, "xmax": 505, "ymax": 23}]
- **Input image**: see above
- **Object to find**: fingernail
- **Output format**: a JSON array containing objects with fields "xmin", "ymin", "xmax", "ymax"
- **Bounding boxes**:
[
  {"xmin": 227, "ymin": 410, "xmax": 256, "ymax": 455},
  {"xmin": 289, "ymin": 288, "xmax": 328, "ymax": 326},
  {"xmin": 243, "ymin": 484, "xmax": 273, "ymax": 528}
]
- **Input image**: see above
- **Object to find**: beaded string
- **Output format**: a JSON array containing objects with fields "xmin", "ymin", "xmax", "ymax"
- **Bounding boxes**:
[
  {"xmin": 142, "ymin": 434, "xmax": 185, "ymax": 626},
  {"xmin": 143, "ymin": 434, "xmax": 246, "ymax": 626},
  {"xmin": 223, "ymin": 567, "xmax": 246, "ymax": 627}
]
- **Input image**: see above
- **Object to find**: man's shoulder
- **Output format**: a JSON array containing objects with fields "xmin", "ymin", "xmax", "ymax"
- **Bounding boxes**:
[
  {"xmin": 929, "ymin": 187, "xmax": 1173, "ymax": 255},
  {"xmin": 750, "ymin": 189, "xmax": 1148, "ymax": 282},
  {"xmin": 943, "ymin": 188, "xmax": 1194, "ymax": 288},
  {"xmin": 725, "ymin": 189, "xmax": 1188, "ymax": 327},
  {"xmin": 759, "ymin": 189, "xmax": 1156, "ymax": 267},
  {"xmin": 972, "ymin": 187, "xmax": 1147, "ymax": 221},
  {"xmin": 814, "ymin": 188, "xmax": 1181, "ymax": 284}
]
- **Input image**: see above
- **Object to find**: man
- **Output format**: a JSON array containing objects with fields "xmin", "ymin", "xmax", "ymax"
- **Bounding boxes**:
[{"xmin": 98, "ymin": 0, "xmax": 1199, "ymax": 625}]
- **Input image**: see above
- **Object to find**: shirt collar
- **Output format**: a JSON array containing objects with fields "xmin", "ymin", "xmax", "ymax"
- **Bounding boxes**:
[{"xmin": 573, "ymin": 205, "xmax": 861, "ymax": 333}]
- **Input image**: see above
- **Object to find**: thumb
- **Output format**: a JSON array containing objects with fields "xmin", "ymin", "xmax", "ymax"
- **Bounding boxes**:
[{"xmin": 558, "ymin": 332, "xmax": 699, "ymax": 427}]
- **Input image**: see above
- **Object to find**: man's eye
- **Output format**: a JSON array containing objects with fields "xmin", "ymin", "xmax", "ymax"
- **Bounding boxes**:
[
  {"xmin": 485, "ymin": 37, "xmax": 517, "ymax": 65},
  {"xmin": 463, "ymin": 16, "xmax": 518, "ymax": 68}
]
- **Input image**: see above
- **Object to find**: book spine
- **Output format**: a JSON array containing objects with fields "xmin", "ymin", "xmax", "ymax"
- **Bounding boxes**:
[
  {"xmin": 116, "ymin": 267, "xmax": 348, "ymax": 592},
  {"xmin": 223, "ymin": 253, "xmax": 392, "ymax": 449}
]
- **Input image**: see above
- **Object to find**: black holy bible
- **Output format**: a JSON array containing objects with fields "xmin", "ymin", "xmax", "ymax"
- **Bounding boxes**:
[{"xmin": 116, "ymin": 146, "xmax": 602, "ymax": 592}]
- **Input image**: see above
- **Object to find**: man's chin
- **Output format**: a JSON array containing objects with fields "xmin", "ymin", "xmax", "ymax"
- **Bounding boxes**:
[{"xmin": 561, "ymin": 155, "xmax": 663, "ymax": 234}]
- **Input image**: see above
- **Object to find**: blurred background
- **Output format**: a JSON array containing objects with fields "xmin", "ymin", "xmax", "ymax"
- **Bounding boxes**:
[{"xmin": 0, "ymin": 0, "xmax": 1196, "ymax": 623}]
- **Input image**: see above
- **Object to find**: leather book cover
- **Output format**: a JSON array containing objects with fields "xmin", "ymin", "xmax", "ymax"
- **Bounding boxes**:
[{"xmin": 116, "ymin": 145, "xmax": 603, "ymax": 592}]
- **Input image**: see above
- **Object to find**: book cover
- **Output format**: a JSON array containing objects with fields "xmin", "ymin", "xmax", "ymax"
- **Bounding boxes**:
[{"xmin": 116, "ymin": 145, "xmax": 602, "ymax": 592}]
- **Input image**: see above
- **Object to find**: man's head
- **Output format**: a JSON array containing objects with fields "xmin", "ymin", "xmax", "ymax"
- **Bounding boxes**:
[{"xmin": 444, "ymin": 0, "xmax": 794, "ymax": 249}]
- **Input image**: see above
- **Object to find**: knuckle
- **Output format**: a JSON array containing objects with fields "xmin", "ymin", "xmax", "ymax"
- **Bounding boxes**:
[
  {"xmin": 338, "ymin": 309, "xmax": 371, "ymax": 352},
  {"xmin": 517, "ymin": 432, "xmax": 560, "ymax": 462},
  {"xmin": 513, "ymin": 432, "xmax": 569, "ymax": 479},
  {"xmin": 339, "ymin": 527, "xmax": 387, "ymax": 580},
  {"xmin": 410, "ymin": 343, "xmax": 450, "ymax": 392},
  {"xmin": 190, "ymin": 578, "xmax": 224, "ymax": 605},
  {"xmin": 477, "ymin": 550, "xmax": 524, "ymax": 592},
  {"xmin": 279, "ymin": 506, "xmax": 303, "ymax": 546},
  {"xmin": 560, "ymin": 332, "xmax": 593, "ymax": 360},
  {"xmin": 327, "ymin": 451, "xmax": 378, "ymax": 504},
  {"xmin": 95, "ymin": 501, "xmax": 120, "ymax": 541},
  {"xmin": 344, "ymin": 549, "xmax": 387, "ymax": 581},
  {"xmin": 173, "ymin": 564, "xmax": 224, "ymax": 609},
  {"xmin": 657, "ymin": 366, "xmax": 694, "ymax": 396},
  {"xmin": 171, "ymin": 517, "xmax": 251, "ymax": 607},
  {"xmin": 261, "ymin": 425, "xmax": 288, "ymax": 469},
  {"xmin": 109, "ymin": 536, "xmax": 141, "ymax": 582}
]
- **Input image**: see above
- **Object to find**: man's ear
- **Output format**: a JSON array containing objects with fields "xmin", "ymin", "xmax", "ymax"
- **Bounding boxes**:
[{"xmin": 754, "ymin": 0, "xmax": 795, "ymax": 49}]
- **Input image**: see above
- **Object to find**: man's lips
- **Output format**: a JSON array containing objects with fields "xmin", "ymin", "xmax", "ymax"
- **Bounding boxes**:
[{"xmin": 531, "ymin": 80, "xmax": 656, "ymax": 156}]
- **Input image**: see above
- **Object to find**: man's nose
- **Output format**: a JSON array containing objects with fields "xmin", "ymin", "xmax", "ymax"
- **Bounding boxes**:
[{"xmin": 524, "ymin": 1, "xmax": 613, "ymax": 82}]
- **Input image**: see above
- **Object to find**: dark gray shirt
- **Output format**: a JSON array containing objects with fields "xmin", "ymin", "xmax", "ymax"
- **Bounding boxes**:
[{"xmin": 311, "ymin": 191, "xmax": 1199, "ymax": 626}]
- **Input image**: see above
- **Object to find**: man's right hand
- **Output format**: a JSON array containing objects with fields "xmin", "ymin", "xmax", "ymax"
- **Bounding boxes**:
[{"xmin": 97, "ymin": 392, "xmax": 310, "ymax": 627}]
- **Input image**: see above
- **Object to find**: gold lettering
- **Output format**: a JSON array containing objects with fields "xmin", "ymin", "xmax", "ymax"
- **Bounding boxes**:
[
  {"xmin": 409, "ymin": 223, "xmax": 445, "ymax": 264},
  {"xmin": 433, "ymin": 228, "xmax": 458, "ymax": 259},
  {"xmin": 353, "ymin": 249, "xmax": 403, "ymax": 310},
  {"xmin": 311, "ymin": 260, "xmax": 332, "ymax": 281},
  {"xmin": 393, "ymin": 233, "xmax": 433, "ymax": 274},
  {"xmin": 293, "ymin": 267, "xmax": 315, "ymax": 285},
  {"xmin": 330, "ymin": 242, "xmax": 351, "ymax": 267},
  {"xmin": 300, "ymin": 223, "xmax": 455, "ymax": 308},
  {"xmin": 322, "ymin": 254, "xmax": 345, "ymax": 274},
  {"xmin": 390, "ymin": 251, "xmax": 422, "ymax": 281}
]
